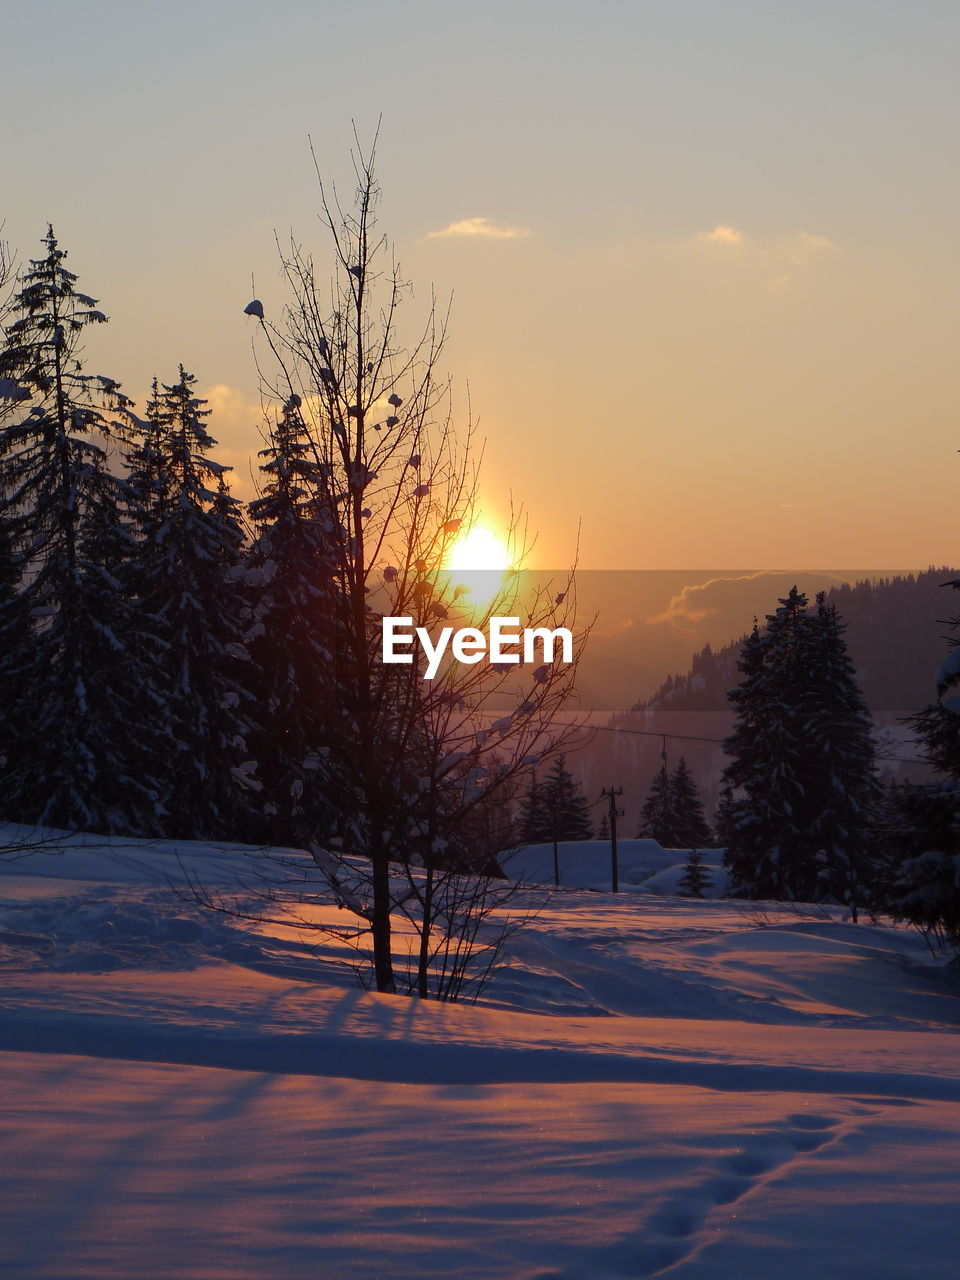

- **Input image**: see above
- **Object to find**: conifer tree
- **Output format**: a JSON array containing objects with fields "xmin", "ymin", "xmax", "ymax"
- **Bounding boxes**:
[
  {"xmin": 722, "ymin": 588, "xmax": 878, "ymax": 904},
  {"xmin": 541, "ymin": 755, "xmax": 593, "ymax": 841},
  {"xmin": 136, "ymin": 366, "xmax": 257, "ymax": 838},
  {"xmin": 124, "ymin": 379, "xmax": 171, "ymax": 564},
  {"xmin": 518, "ymin": 771, "xmax": 551, "ymax": 844},
  {"xmin": 713, "ymin": 784, "xmax": 738, "ymax": 849},
  {"xmin": 670, "ymin": 756, "xmax": 712, "ymax": 848},
  {"xmin": 881, "ymin": 782, "xmax": 960, "ymax": 949},
  {"xmin": 637, "ymin": 764, "xmax": 679, "ymax": 845},
  {"xmin": 909, "ymin": 580, "xmax": 960, "ymax": 779},
  {"xmin": 803, "ymin": 595, "xmax": 880, "ymax": 912},
  {"xmin": 678, "ymin": 848, "xmax": 711, "ymax": 898},
  {"xmin": 894, "ymin": 581, "xmax": 960, "ymax": 948},
  {"xmin": 723, "ymin": 594, "xmax": 817, "ymax": 897},
  {"xmin": 245, "ymin": 393, "xmax": 336, "ymax": 842},
  {"xmin": 0, "ymin": 512, "xmax": 28, "ymax": 808},
  {"xmin": 0, "ymin": 228, "xmax": 159, "ymax": 831}
]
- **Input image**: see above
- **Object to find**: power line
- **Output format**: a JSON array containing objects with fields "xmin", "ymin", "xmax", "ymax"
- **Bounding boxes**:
[
  {"xmin": 588, "ymin": 723, "xmax": 722, "ymax": 745},
  {"xmin": 585, "ymin": 721, "xmax": 930, "ymax": 767}
]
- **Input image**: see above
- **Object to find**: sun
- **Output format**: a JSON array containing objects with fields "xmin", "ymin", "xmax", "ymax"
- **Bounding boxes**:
[
  {"xmin": 446, "ymin": 526, "xmax": 510, "ymax": 573},
  {"xmin": 444, "ymin": 526, "xmax": 512, "ymax": 610}
]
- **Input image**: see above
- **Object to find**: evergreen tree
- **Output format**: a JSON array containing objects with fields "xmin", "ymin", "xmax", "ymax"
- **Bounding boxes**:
[
  {"xmin": 0, "ymin": 511, "xmax": 29, "ymax": 809},
  {"xmin": 124, "ymin": 379, "xmax": 172, "ymax": 570},
  {"xmin": 136, "ymin": 366, "xmax": 257, "ymax": 838},
  {"xmin": 517, "ymin": 758, "xmax": 592, "ymax": 842},
  {"xmin": 722, "ymin": 588, "xmax": 878, "ymax": 904},
  {"xmin": 677, "ymin": 848, "xmax": 712, "ymax": 898},
  {"xmin": 723, "ymin": 605, "xmax": 807, "ymax": 897},
  {"xmin": 713, "ymin": 784, "xmax": 738, "ymax": 849},
  {"xmin": 0, "ymin": 228, "xmax": 160, "ymax": 831},
  {"xmin": 881, "ymin": 783, "xmax": 960, "ymax": 948},
  {"xmin": 670, "ymin": 756, "xmax": 712, "ymax": 848},
  {"xmin": 894, "ymin": 581, "xmax": 960, "ymax": 949},
  {"xmin": 541, "ymin": 755, "xmax": 593, "ymax": 841},
  {"xmin": 909, "ymin": 580, "xmax": 960, "ymax": 779},
  {"xmin": 637, "ymin": 764, "xmax": 680, "ymax": 845},
  {"xmin": 518, "ymin": 770, "xmax": 551, "ymax": 843},
  {"xmin": 245, "ymin": 393, "xmax": 336, "ymax": 843},
  {"xmin": 803, "ymin": 595, "xmax": 881, "ymax": 912}
]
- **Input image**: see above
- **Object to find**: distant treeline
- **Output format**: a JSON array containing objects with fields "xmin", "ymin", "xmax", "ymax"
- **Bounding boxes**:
[{"xmin": 635, "ymin": 571, "xmax": 958, "ymax": 720}]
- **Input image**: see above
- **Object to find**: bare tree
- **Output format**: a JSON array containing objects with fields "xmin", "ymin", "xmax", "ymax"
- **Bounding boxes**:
[{"xmin": 235, "ymin": 135, "xmax": 590, "ymax": 996}]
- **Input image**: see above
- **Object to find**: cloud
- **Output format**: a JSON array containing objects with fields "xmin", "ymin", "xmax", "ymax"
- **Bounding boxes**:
[
  {"xmin": 203, "ymin": 383, "xmax": 259, "ymax": 422},
  {"xmin": 766, "ymin": 232, "xmax": 834, "ymax": 286},
  {"xmin": 646, "ymin": 571, "xmax": 851, "ymax": 635},
  {"xmin": 794, "ymin": 231, "xmax": 833, "ymax": 252},
  {"xmin": 784, "ymin": 230, "xmax": 834, "ymax": 266},
  {"xmin": 427, "ymin": 216, "xmax": 531, "ymax": 241},
  {"xmin": 200, "ymin": 384, "xmax": 264, "ymax": 500},
  {"xmin": 648, "ymin": 571, "xmax": 798, "ymax": 628},
  {"xmin": 695, "ymin": 223, "xmax": 745, "ymax": 247}
]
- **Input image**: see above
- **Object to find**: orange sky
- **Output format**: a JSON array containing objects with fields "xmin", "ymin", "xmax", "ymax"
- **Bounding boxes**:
[{"xmin": 3, "ymin": 1, "xmax": 958, "ymax": 569}]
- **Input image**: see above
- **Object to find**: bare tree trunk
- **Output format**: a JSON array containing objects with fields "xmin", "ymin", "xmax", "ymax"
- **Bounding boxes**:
[
  {"xmin": 416, "ymin": 864, "xmax": 435, "ymax": 998},
  {"xmin": 371, "ymin": 849, "xmax": 396, "ymax": 992}
]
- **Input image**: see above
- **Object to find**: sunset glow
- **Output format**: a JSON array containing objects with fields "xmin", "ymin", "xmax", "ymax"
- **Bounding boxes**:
[
  {"xmin": 443, "ymin": 526, "xmax": 512, "ymax": 610},
  {"xmin": 446, "ymin": 527, "xmax": 510, "ymax": 574}
]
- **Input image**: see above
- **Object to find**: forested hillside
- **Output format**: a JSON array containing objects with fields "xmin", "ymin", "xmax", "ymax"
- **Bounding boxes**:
[{"xmin": 634, "ymin": 570, "xmax": 956, "ymax": 719}]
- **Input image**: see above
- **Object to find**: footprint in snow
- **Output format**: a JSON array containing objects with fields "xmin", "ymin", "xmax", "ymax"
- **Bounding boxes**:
[{"xmin": 553, "ymin": 1111, "xmax": 850, "ymax": 1279}]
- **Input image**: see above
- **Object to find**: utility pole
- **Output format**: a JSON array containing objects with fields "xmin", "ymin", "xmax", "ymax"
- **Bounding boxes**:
[
  {"xmin": 550, "ymin": 802, "xmax": 560, "ymax": 888},
  {"xmin": 601, "ymin": 786, "xmax": 624, "ymax": 893}
]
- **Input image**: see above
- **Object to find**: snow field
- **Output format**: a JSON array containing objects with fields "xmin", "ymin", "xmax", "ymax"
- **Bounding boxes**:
[{"xmin": 1, "ymin": 827, "xmax": 959, "ymax": 1278}]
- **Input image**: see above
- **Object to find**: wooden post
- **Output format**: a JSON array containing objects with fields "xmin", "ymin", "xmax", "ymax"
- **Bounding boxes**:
[{"xmin": 601, "ymin": 786, "xmax": 624, "ymax": 893}]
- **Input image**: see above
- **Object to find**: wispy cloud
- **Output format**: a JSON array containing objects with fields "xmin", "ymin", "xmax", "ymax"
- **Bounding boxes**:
[
  {"xmin": 784, "ymin": 230, "xmax": 834, "ymax": 265},
  {"xmin": 647, "ymin": 571, "xmax": 850, "ymax": 633},
  {"xmin": 793, "ymin": 231, "xmax": 833, "ymax": 252},
  {"xmin": 427, "ymin": 216, "xmax": 531, "ymax": 241},
  {"xmin": 648, "ymin": 571, "xmax": 794, "ymax": 628},
  {"xmin": 695, "ymin": 223, "xmax": 745, "ymax": 247}
]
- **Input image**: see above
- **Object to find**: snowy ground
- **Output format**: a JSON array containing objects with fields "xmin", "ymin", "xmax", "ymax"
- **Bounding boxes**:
[
  {"xmin": 502, "ymin": 838, "xmax": 730, "ymax": 896},
  {"xmin": 2, "ymin": 826, "xmax": 959, "ymax": 1279}
]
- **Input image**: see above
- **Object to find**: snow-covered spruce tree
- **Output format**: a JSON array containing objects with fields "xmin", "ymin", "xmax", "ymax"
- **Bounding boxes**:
[
  {"xmin": 239, "ymin": 143, "xmax": 585, "ymax": 997},
  {"xmin": 637, "ymin": 764, "xmax": 679, "ymax": 844},
  {"xmin": 722, "ymin": 596, "xmax": 816, "ymax": 898},
  {"xmin": 124, "ymin": 378, "xmax": 171, "ymax": 570},
  {"xmin": 879, "ymin": 782, "xmax": 960, "ymax": 952},
  {"xmin": 909, "ymin": 579, "xmax": 960, "ymax": 778},
  {"xmin": 130, "ymin": 367, "xmax": 258, "ymax": 839},
  {"xmin": 0, "ymin": 228, "xmax": 164, "ymax": 831},
  {"xmin": 541, "ymin": 754, "xmax": 593, "ymax": 841},
  {"xmin": 803, "ymin": 594, "xmax": 880, "ymax": 915},
  {"xmin": 670, "ymin": 756, "xmax": 712, "ymax": 848},
  {"xmin": 893, "ymin": 580, "xmax": 960, "ymax": 950},
  {"xmin": 677, "ymin": 848, "xmax": 711, "ymax": 898},
  {"xmin": 244, "ymin": 393, "xmax": 337, "ymax": 844},
  {"xmin": 0, "ymin": 230, "xmax": 26, "ymax": 805},
  {"xmin": 722, "ymin": 588, "xmax": 878, "ymax": 907},
  {"xmin": 0, "ymin": 449, "xmax": 30, "ymax": 811},
  {"xmin": 0, "ymin": 236, "xmax": 24, "ymax": 809}
]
